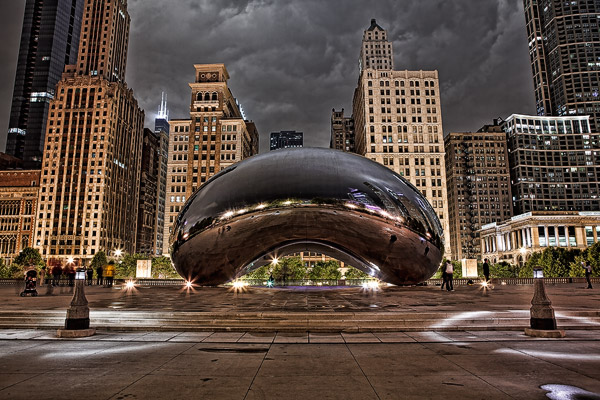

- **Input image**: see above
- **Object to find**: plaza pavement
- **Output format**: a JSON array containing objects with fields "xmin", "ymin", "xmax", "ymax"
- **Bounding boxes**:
[
  {"xmin": 0, "ymin": 283, "xmax": 599, "ymax": 398},
  {"xmin": 0, "ymin": 329, "xmax": 599, "ymax": 399},
  {"xmin": 0, "ymin": 282, "xmax": 599, "ymax": 331}
]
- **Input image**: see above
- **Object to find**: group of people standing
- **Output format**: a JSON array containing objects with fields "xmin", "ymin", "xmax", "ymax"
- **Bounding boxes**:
[
  {"xmin": 440, "ymin": 260, "xmax": 454, "ymax": 291},
  {"xmin": 40, "ymin": 264, "xmax": 115, "ymax": 287}
]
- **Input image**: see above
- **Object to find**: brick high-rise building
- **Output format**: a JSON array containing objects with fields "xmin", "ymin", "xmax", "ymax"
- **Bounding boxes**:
[
  {"xmin": 6, "ymin": 0, "xmax": 84, "ymax": 168},
  {"xmin": 503, "ymin": 114, "xmax": 600, "ymax": 214},
  {"xmin": 34, "ymin": 0, "xmax": 144, "ymax": 263},
  {"xmin": 162, "ymin": 64, "xmax": 259, "ymax": 255},
  {"xmin": 359, "ymin": 19, "xmax": 394, "ymax": 72},
  {"xmin": 524, "ymin": 0, "xmax": 600, "ymax": 131},
  {"xmin": 330, "ymin": 109, "xmax": 355, "ymax": 152},
  {"xmin": 352, "ymin": 20, "xmax": 451, "ymax": 257},
  {"xmin": 445, "ymin": 123, "xmax": 513, "ymax": 260},
  {"xmin": 0, "ymin": 170, "xmax": 40, "ymax": 263}
]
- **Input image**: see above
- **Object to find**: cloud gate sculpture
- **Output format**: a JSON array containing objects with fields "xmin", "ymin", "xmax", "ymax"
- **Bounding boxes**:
[{"xmin": 170, "ymin": 148, "xmax": 444, "ymax": 286}]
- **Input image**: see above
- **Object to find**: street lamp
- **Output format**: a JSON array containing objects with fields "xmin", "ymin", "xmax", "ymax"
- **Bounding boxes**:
[
  {"xmin": 533, "ymin": 267, "xmax": 544, "ymax": 279},
  {"xmin": 57, "ymin": 266, "xmax": 95, "ymax": 338},
  {"xmin": 114, "ymin": 249, "xmax": 122, "ymax": 258}
]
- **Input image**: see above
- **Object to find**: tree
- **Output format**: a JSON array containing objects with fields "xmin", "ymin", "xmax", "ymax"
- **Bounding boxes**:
[
  {"xmin": 151, "ymin": 256, "xmax": 180, "ymax": 279},
  {"xmin": 272, "ymin": 256, "xmax": 306, "ymax": 280},
  {"xmin": 521, "ymin": 247, "xmax": 580, "ymax": 277},
  {"xmin": 12, "ymin": 247, "xmax": 44, "ymax": 268},
  {"xmin": 343, "ymin": 266, "xmax": 370, "ymax": 280},
  {"xmin": 244, "ymin": 265, "xmax": 271, "ymax": 280},
  {"xmin": 489, "ymin": 261, "xmax": 520, "ymax": 278},
  {"xmin": 114, "ymin": 253, "xmax": 146, "ymax": 279},
  {"xmin": 90, "ymin": 251, "xmax": 108, "ymax": 270},
  {"xmin": 309, "ymin": 260, "xmax": 341, "ymax": 280},
  {"xmin": 0, "ymin": 259, "xmax": 20, "ymax": 278}
]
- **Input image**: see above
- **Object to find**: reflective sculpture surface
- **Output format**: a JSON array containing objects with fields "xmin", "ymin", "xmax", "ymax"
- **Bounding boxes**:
[{"xmin": 170, "ymin": 148, "xmax": 444, "ymax": 286}]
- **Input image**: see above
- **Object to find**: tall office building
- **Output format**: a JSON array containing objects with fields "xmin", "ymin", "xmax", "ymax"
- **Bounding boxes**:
[
  {"xmin": 445, "ymin": 123, "xmax": 513, "ymax": 260},
  {"xmin": 34, "ymin": 0, "xmax": 144, "ymax": 262},
  {"xmin": 503, "ymin": 114, "xmax": 600, "ymax": 214},
  {"xmin": 330, "ymin": 109, "xmax": 355, "ymax": 152},
  {"xmin": 359, "ymin": 19, "xmax": 394, "ymax": 72},
  {"xmin": 154, "ymin": 95, "xmax": 169, "ymax": 256},
  {"xmin": 269, "ymin": 131, "xmax": 303, "ymax": 151},
  {"xmin": 6, "ymin": 0, "xmax": 84, "ymax": 168},
  {"xmin": 524, "ymin": 0, "xmax": 600, "ymax": 131},
  {"xmin": 162, "ymin": 64, "xmax": 259, "ymax": 255},
  {"xmin": 136, "ymin": 128, "xmax": 162, "ymax": 255},
  {"xmin": 352, "ymin": 20, "xmax": 451, "ymax": 257}
]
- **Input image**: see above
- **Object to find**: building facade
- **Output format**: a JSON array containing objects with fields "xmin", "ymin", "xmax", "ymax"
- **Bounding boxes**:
[
  {"xmin": 330, "ymin": 109, "xmax": 355, "ymax": 152},
  {"xmin": 502, "ymin": 114, "xmax": 600, "ymax": 215},
  {"xmin": 269, "ymin": 131, "xmax": 303, "ymax": 151},
  {"xmin": 480, "ymin": 211, "xmax": 600, "ymax": 265},
  {"xmin": 524, "ymin": 0, "xmax": 600, "ymax": 131},
  {"xmin": 136, "ymin": 128, "xmax": 161, "ymax": 255},
  {"xmin": 162, "ymin": 64, "xmax": 259, "ymax": 255},
  {"xmin": 154, "ymin": 96, "xmax": 169, "ymax": 256},
  {"xmin": 359, "ymin": 19, "xmax": 394, "ymax": 72},
  {"xmin": 352, "ymin": 21, "xmax": 451, "ymax": 257},
  {"xmin": 445, "ymin": 123, "xmax": 513, "ymax": 260},
  {"xmin": 6, "ymin": 0, "xmax": 85, "ymax": 168},
  {"xmin": 0, "ymin": 170, "xmax": 40, "ymax": 263},
  {"xmin": 34, "ymin": 0, "xmax": 144, "ymax": 263}
]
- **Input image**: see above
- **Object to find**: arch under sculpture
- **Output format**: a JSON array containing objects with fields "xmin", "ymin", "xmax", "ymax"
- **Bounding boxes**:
[{"xmin": 170, "ymin": 148, "xmax": 444, "ymax": 286}]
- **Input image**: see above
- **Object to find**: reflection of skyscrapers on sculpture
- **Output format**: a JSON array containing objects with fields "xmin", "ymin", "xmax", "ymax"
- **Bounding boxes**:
[
  {"xmin": 6, "ymin": 0, "xmax": 85, "ymax": 168},
  {"xmin": 34, "ymin": 0, "xmax": 144, "ymax": 262},
  {"xmin": 346, "ymin": 19, "xmax": 452, "ymax": 258},
  {"xmin": 162, "ymin": 64, "xmax": 259, "ymax": 255}
]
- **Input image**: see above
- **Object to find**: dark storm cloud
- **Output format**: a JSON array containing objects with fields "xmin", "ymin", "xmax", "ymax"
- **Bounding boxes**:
[{"xmin": 0, "ymin": 0, "xmax": 535, "ymax": 153}]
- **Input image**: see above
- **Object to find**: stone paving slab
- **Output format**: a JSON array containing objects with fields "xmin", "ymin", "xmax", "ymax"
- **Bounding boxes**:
[{"xmin": 0, "ymin": 333, "xmax": 598, "ymax": 399}]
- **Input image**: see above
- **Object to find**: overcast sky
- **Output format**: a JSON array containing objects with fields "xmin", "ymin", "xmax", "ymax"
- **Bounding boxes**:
[{"xmin": 0, "ymin": 0, "xmax": 536, "ymax": 153}]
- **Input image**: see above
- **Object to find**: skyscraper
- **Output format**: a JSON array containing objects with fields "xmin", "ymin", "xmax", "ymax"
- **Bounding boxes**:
[
  {"xmin": 352, "ymin": 20, "xmax": 451, "ymax": 257},
  {"xmin": 154, "ymin": 94, "xmax": 169, "ymax": 256},
  {"xmin": 502, "ymin": 114, "xmax": 600, "ymax": 214},
  {"xmin": 6, "ymin": 0, "xmax": 84, "ymax": 168},
  {"xmin": 359, "ymin": 19, "xmax": 394, "ymax": 72},
  {"xmin": 136, "ymin": 128, "xmax": 161, "ymax": 255},
  {"xmin": 330, "ymin": 109, "xmax": 355, "ymax": 152},
  {"xmin": 162, "ymin": 64, "xmax": 259, "ymax": 255},
  {"xmin": 444, "ymin": 123, "xmax": 513, "ymax": 260},
  {"xmin": 34, "ymin": 0, "xmax": 144, "ymax": 262},
  {"xmin": 269, "ymin": 131, "xmax": 303, "ymax": 151},
  {"xmin": 524, "ymin": 0, "xmax": 600, "ymax": 131}
]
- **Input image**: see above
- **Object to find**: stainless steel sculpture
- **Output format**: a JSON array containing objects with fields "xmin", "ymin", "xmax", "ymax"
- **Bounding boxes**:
[{"xmin": 170, "ymin": 148, "xmax": 444, "ymax": 286}]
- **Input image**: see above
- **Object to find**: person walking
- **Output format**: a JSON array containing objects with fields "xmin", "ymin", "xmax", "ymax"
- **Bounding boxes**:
[
  {"xmin": 51, "ymin": 265, "xmax": 62, "ymax": 287},
  {"xmin": 483, "ymin": 259, "xmax": 490, "ymax": 283},
  {"xmin": 67, "ymin": 265, "xmax": 76, "ymax": 287},
  {"xmin": 584, "ymin": 262, "xmax": 593, "ymax": 289},
  {"xmin": 440, "ymin": 262, "xmax": 448, "ymax": 290},
  {"xmin": 86, "ymin": 266, "xmax": 94, "ymax": 286},
  {"xmin": 445, "ymin": 260, "xmax": 454, "ymax": 291},
  {"xmin": 39, "ymin": 266, "xmax": 46, "ymax": 287},
  {"xmin": 104, "ymin": 263, "xmax": 115, "ymax": 288},
  {"xmin": 96, "ymin": 265, "xmax": 104, "ymax": 286}
]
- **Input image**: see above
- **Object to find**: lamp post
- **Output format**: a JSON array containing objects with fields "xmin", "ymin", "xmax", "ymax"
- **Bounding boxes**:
[
  {"xmin": 524, "ymin": 267, "xmax": 565, "ymax": 338},
  {"xmin": 57, "ymin": 266, "xmax": 95, "ymax": 338}
]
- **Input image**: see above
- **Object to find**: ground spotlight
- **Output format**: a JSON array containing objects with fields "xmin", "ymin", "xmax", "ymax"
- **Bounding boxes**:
[
  {"xmin": 185, "ymin": 281, "xmax": 193, "ymax": 289},
  {"xmin": 125, "ymin": 280, "xmax": 135, "ymax": 289}
]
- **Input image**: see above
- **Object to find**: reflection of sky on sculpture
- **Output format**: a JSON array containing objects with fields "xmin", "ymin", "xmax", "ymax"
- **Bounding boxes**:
[{"xmin": 173, "ymin": 149, "xmax": 441, "ymax": 244}]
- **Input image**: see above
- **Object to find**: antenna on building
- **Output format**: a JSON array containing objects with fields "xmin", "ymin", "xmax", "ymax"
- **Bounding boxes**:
[{"xmin": 157, "ymin": 91, "xmax": 169, "ymax": 121}]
